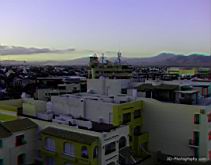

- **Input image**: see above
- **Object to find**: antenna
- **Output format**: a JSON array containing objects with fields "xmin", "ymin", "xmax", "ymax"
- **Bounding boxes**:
[
  {"xmin": 101, "ymin": 53, "xmax": 105, "ymax": 64},
  {"xmin": 117, "ymin": 51, "xmax": 122, "ymax": 64}
]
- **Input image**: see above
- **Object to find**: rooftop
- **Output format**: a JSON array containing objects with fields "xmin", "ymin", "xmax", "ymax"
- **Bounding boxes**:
[
  {"xmin": 41, "ymin": 126, "xmax": 98, "ymax": 145},
  {"xmin": 137, "ymin": 83, "xmax": 179, "ymax": 91},
  {"xmin": 0, "ymin": 124, "xmax": 12, "ymax": 138},
  {"xmin": 2, "ymin": 118, "xmax": 38, "ymax": 133},
  {"xmin": 58, "ymin": 93, "xmax": 136, "ymax": 104}
]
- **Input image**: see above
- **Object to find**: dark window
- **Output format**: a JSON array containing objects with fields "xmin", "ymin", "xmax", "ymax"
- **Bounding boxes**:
[
  {"xmin": 193, "ymin": 131, "xmax": 200, "ymax": 146},
  {"xmin": 105, "ymin": 142, "xmax": 116, "ymax": 155},
  {"xmin": 16, "ymin": 135, "xmax": 25, "ymax": 147},
  {"xmin": 58, "ymin": 86, "xmax": 66, "ymax": 90},
  {"xmin": 0, "ymin": 140, "xmax": 2, "ymax": 148},
  {"xmin": 93, "ymin": 146, "xmax": 98, "ymax": 158},
  {"xmin": 208, "ymin": 114, "xmax": 211, "ymax": 122},
  {"xmin": 209, "ymin": 131, "xmax": 211, "ymax": 141},
  {"xmin": 134, "ymin": 110, "xmax": 141, "ymax": 119},
  {"xmin": 209, "ymin": 151, "xmax": 211, "ymax": 160},
  {"xmin": 129, "ymin": 136, "xmax": 132, "ymax": 142},
  {"xmin": 194, "ymin": 114, "xmax": 200, "ymax": 124},
  {"xmin": 45, "ymin": 157, "xmax": 55, "ymax": 165},
  {"xmin": 122, "ymin": 113, "xmax": 131, "ymax": 124},
  {"xmin": 121, "ymin": 88, "xmax": 127, "ymax": 94},
  {"xmin": 119, "ymin": 137, "xmax": 127, "ymax": 149},
  {"xmin": 134, "ymin": 126, "xmax": 141, "ymax": 136},
  {"xmin": 17, "ymin": 154, "xmax": 25, "ymax": 165},
  {"xmin": 81, "ymin": 146, "xmax": 88, "ymax": 158}
]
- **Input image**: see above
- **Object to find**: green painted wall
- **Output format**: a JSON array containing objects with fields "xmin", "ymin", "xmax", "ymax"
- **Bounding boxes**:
[
  {"xmin": 112, "ymin": 100, "xmax": 149, "ymax": 156},
  {"xmin": 40, "ymin": 134, "xmax": 99, "ymax": 165}
]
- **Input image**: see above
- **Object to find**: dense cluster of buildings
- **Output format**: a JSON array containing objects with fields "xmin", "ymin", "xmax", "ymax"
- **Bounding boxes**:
[{"xmin": 0, "ymin": 54, "xmax": 211, "ymax": 165}]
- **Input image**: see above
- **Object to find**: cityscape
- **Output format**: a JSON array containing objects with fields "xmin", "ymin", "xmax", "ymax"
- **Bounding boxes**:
[{"xmin": 0, "ymin": 0, "xmax": 211, "ymax": 165}]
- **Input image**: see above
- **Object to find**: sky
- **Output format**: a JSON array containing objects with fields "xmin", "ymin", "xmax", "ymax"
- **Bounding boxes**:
[{"xmin": 0, "ymin": 0, "xmax": 210, "ymax": 61}]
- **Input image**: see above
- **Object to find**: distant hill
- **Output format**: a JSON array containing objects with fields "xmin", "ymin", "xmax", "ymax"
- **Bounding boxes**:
[
  {"xmin": 123, "ymin": 53, "xmax": 211, "ymax": 66},
  {"xmin": 1, "ymin": 53, "xmax": 211, "ymax": 66}
]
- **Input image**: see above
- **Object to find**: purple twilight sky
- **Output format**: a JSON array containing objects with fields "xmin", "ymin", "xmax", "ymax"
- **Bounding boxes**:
[{"xmin": 0, "ymin": 0, "xmax": 210, "ymax": 60}]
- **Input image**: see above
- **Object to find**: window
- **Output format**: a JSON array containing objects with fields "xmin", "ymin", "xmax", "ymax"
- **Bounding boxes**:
[
  {"xmin": 129, "ymin": 136, "xmax": 132, "ymax": 142},
  {"xmin": 134, "ymin": 110, "xmax": 141, "ymax": 119},
  {"xmin": 46, "ymin": 157, "xmax": 55, "ymax": 165},
  {"xmin": 0, "ymin": 159, "xmax": 3, "ymax": 165},
  {"xmin": 45, "ymin": 138, "xmax": 56, "ymax": 152},
  {"xmin": 122, "ymin": 113, "xmax": 131, "ymax": 124},
  {"xmin": 119, "ymin": 136, "xmax": 127, "ymax": 149},
  {"xmin": 209, "ymin": 131, "xmax": 211, "ymax": 140},
  {"xmin": 121, "ymin": 88, "xmax": 127, "ymax": 94},
  {"xmin": 17, "ymin": 154, "xmax": 25, "ymax": 165},
  {"xmin": 134, "ymin": 126, "xmax": 141, "ymax": 136},
  {"xmin": 105, "ymin": 142, "xmax": 116, "ymax": 155},
  {"xmin": 208, "ymin": 114, "xmax": 211, "ymax": 122},
  {"xmin": 64, "ymin": 143, "xmax": 75, "ymax": 156},
  {"xmin": 209, "ymin": 151, "xmax": 211, "ymax": 160},
  {"xmin": 193, "ymin": 114, "xmax": 200, "ymax": 124},
  {"xmin": 16, "ymin": 135, "xmax": 25, "ymax": 147},
  {"xmin": 193, "ymin": 131, "xmax": 200, "ymax": 146},
  {"xmin": 81, "ymin": 146, "xmax": 88, "ymax": 158},
  {"xmin": 0, "ymin": 140, "xmax": 2, "ymax": 148},
  {"xmin": 93, "ymin": 146, "xmax": 98, "ymax": 159}
]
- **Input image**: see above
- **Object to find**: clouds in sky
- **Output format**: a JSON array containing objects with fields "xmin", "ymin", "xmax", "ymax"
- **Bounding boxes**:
[{"xmin": 0, "ymin": 45, "xmax": 75, "ymax": 55}]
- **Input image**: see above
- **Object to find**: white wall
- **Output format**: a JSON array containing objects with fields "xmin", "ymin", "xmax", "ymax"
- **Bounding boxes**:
[
  {"xmin": 87, "ymin": 79, "xmax": 131, "ymax": 95},
  {"xmin": 0, "ymin": 128, "xmax": 37, "ymax": 165},
  {"xmin": 51, "ymin": 96, "xmax": 114, "ymax": 124},
  {"xmin": 51, "ymin": 96, "xmax": 84, "ymax": 117},
  {"xmin": 86, "ymin": 99, "xmax": 113, "ymax": 123},
  {"xmin": 141, "ymin": 98, "xmax": 204, "ymax": 157}
]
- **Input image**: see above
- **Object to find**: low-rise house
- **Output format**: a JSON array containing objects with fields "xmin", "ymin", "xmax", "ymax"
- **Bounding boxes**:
[{"xmin": 0, "ymin": 118, "xmax": 38, "ymax": 165}]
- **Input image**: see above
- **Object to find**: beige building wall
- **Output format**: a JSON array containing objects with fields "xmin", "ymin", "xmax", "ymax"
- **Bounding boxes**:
[
  {"xmin": 22, "ymin": 99, "xmax": 47, "ymax": 116},
  {"xmin": 141, "ymin": 98, "xmax": 209, "ymax": 158},
  {"xmin": 0, "ymin": 128, "xmax": 37, "ymax": 165}
]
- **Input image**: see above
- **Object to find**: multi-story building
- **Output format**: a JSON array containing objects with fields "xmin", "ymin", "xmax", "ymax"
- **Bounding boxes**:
[
  {"xmin": 0, "ymin": 118, "xmax": 38, "ymax": 165},
  {"xmin": 141, "ymin": 97, "xmax": 211, "ymax": 161},
  {"xmin": 35, "ymin": 76, "xmax": 86, "ymax": 101},
  {"xmin": 36, "ymin": 123, "xmax": 129, "ymax": 165},
  {"xmin": 167, "ymin": 67, "xmax": 197, "ymax": 77},
  {"xmin": 14, "ymin": 112, "xmax": 131, "ymax": 165},
  {"xmin": 88, "ymin": 54, "xmax": 133, "ymax": 79},
  {"xmin": 49, "ymin": 93, "xmax": 149, "ymax": 159}
]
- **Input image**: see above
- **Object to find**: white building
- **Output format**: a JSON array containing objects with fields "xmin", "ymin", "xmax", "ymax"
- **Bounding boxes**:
[
  {"xmin": 87, "ymin": 78, "xmax": 132, "ymax": 95},
  {"xmin": 141, "ymin": 97, "xmax": 211, "ymax": 160},
  {"xmin": 50, "ymin": 93, "xmax": 136, "ymax": 124},
  {"xmin": 0, "ymin": 118, "xmax": 38, "ymax": 165}
]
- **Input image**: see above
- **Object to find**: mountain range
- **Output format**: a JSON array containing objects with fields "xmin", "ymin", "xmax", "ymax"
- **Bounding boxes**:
[
  {"xmin": 1, "ymin": 53, "xmax": 211, "ymax": 67},
  {"xmin": 54, "ymin": 53, "xmax": 211, "ymax": 67}
]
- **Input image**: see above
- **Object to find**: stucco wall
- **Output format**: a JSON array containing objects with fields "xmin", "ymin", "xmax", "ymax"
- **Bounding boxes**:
[{"xmin": 141, "ymin": 98, "xmax": 203, "ymax": 157}]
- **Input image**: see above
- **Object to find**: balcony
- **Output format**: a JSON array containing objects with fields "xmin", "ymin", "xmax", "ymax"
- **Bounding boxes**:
[
  {"xmin": 62, "ymin": 153, "xmax": 78, "ymax": 163},
  {"xmin": 188, "ymin": 139, "xmax": 199, "ymax": 148},
  {"xmin": 78, "ymin": 158, "xmax": 91, "ymax": 165},
  {"xmin": 61, "ymin": 154, "xmax": 91, "ymax": 165}
]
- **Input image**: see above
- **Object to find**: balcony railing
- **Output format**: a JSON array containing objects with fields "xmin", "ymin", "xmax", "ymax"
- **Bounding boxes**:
[{"xmin": 188, "ymin": 139, "xmax": 199, "ymax": 148}]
